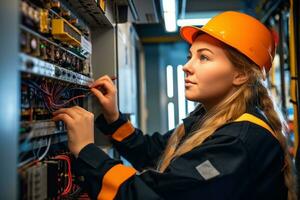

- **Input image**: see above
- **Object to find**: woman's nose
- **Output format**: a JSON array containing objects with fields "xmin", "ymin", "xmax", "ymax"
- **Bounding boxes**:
[{"xmin": 182, "ymin": 61, "xmax": 193, "ymax": 75}]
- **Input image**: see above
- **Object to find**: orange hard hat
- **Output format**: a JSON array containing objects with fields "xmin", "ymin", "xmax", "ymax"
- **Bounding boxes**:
[{"xmin": 180, "ymin": 11, "xmax": 275, "ymax": 72}]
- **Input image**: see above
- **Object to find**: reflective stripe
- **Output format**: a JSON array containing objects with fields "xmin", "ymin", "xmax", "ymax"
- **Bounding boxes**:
[
  {"xmin": 234, "ymin": 113, "xmax": 278, "ymax": 140},
  {"xmin": 98, "ymin": 164, "xmax": 136, "ymax": 200},
  {"xmin": 112, "ymin": 122, "xmax": 135, "ymax": 142}
]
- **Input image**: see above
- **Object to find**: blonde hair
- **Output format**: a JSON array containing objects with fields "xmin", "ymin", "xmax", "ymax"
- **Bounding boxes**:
[{"xmin": 157, "ymin": 44, "xmax": 297, "ymax": 200}]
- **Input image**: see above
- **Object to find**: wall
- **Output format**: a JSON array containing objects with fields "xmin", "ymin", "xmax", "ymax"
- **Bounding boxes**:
[{"xmin": 144, "ymin": 41, "xmax": 189, "ymax": 134}]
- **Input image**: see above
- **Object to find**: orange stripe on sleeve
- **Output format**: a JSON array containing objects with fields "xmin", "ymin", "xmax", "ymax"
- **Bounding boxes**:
[
  {"xmin": 97, "ymin": 164, "xmax": 137, "ymax": 200},
  {"xmin": 111, "ymin": 121, "xmax": 135, "ymax": 142}
]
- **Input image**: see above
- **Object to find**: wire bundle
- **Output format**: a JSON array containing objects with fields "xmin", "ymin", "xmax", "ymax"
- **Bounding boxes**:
[
  {"xmin": 22, "ymin": 80, "xmax": 89, "ymax": 112},
  {"xmin": 18, "ymin": 137, "xmax": 52, "ymax": 168},
  {"xmin": 54, "ymin": 154, "xmax": 73, "ymax": 196}
]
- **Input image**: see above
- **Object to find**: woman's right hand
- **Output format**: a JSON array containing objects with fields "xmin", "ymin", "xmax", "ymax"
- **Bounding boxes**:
[{"xmin": 89, "ymin": 75, "xmax": 119, "ymax": 124}]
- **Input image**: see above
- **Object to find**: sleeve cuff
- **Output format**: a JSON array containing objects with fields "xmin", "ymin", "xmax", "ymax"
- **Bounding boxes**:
[
  {"xmin": 77, "ymin": 143, "xmax": 120, "ymax": 169},
  {"xmin": 95, "ymin": 111, "xmax": 129, "ymax": 135}
]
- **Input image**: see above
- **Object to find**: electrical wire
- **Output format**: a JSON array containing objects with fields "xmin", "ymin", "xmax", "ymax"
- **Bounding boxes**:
[
  {"xmin": 38, "ymin": 137, "xmax": 52, "ymax": 161},
  {"xmin": 22, "ymin": 80, "xmax": 52, "ymax": 96},
  {"xmin": 22, "ymin": 80, "xmax": 89, "ymax": 112},
  {"xmin": 18, "ymin": 137, "xmax": 52, "ymax": 168},
  {"xmin": 66, "ymin": 186, "xmax": 83, "ymax": 199},
  {"xmin": 18, "ymin": 157, "xmax": 36, "ymax": 168},
  {"xmin": 54, "ymin": 154, "xmax": 73, "ymax": 196}
]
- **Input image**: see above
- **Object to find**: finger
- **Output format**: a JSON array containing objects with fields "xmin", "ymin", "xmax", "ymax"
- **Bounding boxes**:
[
  {"xmin": 89, "ymin": 76, "xmax": 107, "ymax": 88},
  {"xmin": 104, "ymin": 75, "xmax": 115, "ymax": 85},
  {"xmin": 90, "ymin": 79, "xmax": 111, "ymax": 90},
  {"xmin": 90, "ymin": 80, "xmax": 109, "ymax": 91},
  {"xmin": 90, "ymin": 75, "xmax": 115, "ymax": 88},
  {"xmin": 72, "ymin": 106, "xmax": 91, "ymax": 116},
  {"xmin": 72, "ymin": 105, "xmax": 87, "ymax": 112},
  {"xmin": 92, "ymin": 81, "xmax": 115, "ymax": 96},
  {"xmin": 73, "ymin": 106, "xmax": 94, "ymax": 119},
  {"xmin": 52, "ymin": 108, "xmax": 79, "ymax": 119},
  {"xmin": 90, "ymin": 88, "xmax": 105, "ymax": 103},
  {"xmin": 52, "ymin": 113, "xmax": 73, "ymax": 125},
  {"xmin": 99, "ymin": 75, "xmax": 113, "ymax": 83}
]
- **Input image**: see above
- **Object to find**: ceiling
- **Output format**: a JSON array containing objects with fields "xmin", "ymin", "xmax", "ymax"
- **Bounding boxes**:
[{"xmin": 134, "ymin": 0, "xmax": 276, "ymax": 40}]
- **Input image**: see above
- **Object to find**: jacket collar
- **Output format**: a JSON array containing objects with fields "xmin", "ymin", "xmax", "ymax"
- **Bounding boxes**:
[
  {"xmin": 182, "ymin": 103, "xmax": 268, "ymax": 135},
  {"xmin": 182, "ymin": 104, "xmax": 207, "ymax": 134}
]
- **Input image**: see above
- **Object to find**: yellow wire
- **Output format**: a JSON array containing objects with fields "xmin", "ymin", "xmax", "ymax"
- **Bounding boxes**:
[{"xmin": 289, "ymin": 0, "xmax": 299, "ymax": 156}]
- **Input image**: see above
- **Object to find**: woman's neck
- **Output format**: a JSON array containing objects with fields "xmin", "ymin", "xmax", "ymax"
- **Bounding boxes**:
[{"xmin": 201, "ymin": 87, "xmax": 238, "ymax": 111}]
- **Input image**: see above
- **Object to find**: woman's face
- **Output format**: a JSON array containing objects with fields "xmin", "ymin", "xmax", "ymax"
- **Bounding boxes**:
[{"xmin": 183, "ymin": 34, "xmax": 238, "ymax": 108}]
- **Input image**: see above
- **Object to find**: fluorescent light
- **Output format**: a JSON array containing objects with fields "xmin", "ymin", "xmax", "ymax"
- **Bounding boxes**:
[
  {"xmin": 177, "ymin": 18, "xmax": 211, "ymax": 27},
  {"xmin": 168, "ymin": 102, "xmax": 175, "ymax": 129},
  {"xmin": 177, "ymin": 65, "xmax": 186, "ymax": 122},
  {"xmin": 162, "ymin": 0, "xmax": 175, "ymax": 12},
  {"xmin": 162, "ymin": 0, "xmax": 177, "ymax": 32},
  {"xmin": 166, "ymin": 65, "xmax": 174, "ymax": 98}
]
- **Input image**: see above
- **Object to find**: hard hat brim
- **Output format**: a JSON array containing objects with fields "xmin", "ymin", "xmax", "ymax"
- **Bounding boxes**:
[
  {"xmin": 180, "ymin": 25, "xmax": 232, "ymax": 47},
  {"xmin": 180, "ymin": 26, "xmax": 204, "ymax": 44}
]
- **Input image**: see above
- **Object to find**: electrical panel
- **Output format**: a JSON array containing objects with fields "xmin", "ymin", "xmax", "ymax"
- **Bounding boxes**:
[{"xmin": 18, "ymin": 0, "xmax": 94, "ymax": 198}]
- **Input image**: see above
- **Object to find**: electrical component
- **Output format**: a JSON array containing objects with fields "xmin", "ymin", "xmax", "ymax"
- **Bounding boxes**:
[
  {"xmin": 19, "ymin": 154, "xmax": 85, "ymax": 199},
  {"xmin": 46, "ymin": 44, "xmax": 55, "ymax": 62},
  {"xmin": 39, "ymin": 41, "xmax": 48, "ymax": 60},
  {"xmin": 50, "ymin": 1, "xmax": 61, "ymax": 13},
  {"xmin": 51, "ymin": 18, "xmax": 82, "ymax": 46},
  {"xmin": 61, "ymin": 9, "xmax": 71, "ymax": 20},
  {"xmin": 39, "ymin": 9, "xmax": 49, "ymax": 33},
  {"xmin": 46, "ymin": 160, "xmax": 59, "ymax": 197},
  {"xmin": 29, "ymin": 35, "xmax": 40, "ymax": 56},
  {"xmin": 18, "ymin": 0, "xmax": 93, "ymax": 198},
  {"xmin": 20, "ymin": 30, "xmax": 30, "ymax": 53},
  {"xmin": 69, "ymin": 18, "xmax": 78, "ymax": 26},
  {"xmin": 80, "ymin": 36, "xmax": 92, "ymax": 57},
  {"xmin": 21, "ymin": 1, "xmax": 29, "ymax": 17},
  {"xmin": 19, "ymin": 162, "xmax": 48, "ymax": 200}
]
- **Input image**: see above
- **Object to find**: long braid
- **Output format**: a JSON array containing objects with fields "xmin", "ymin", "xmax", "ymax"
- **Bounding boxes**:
[{"xmin": 256, "ymin": 81, "xmax": 297, "ymax": 200}]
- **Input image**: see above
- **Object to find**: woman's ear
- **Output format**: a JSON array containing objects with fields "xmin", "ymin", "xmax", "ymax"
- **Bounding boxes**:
[{"xmin": 232, "ymin": 70, "xmax": 249, "ymax": 86}]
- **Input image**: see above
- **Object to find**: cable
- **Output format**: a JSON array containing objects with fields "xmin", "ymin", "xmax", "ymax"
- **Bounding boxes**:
[
  {"xmin": 22, "ymin": 80, "xmax": 52, "ymax": 96},
  {"xmin": 54, "ymin": 155, "xmax": 73, "ymax": 196},
  {"xmin": 22, "ymin": 80, "xmax": 89, "ymax": 111},
  {"xmin": 18, "ymin": 137, "xmax": 51, "ymax": 168},
  {"xmin": 67, "ymin": 186, "xmax": 83, "ymax": 199},
  {"xmin": 38, "ymin": 137, "xmax": 52, "ymax": 161},
  {"xmin": 50, "ymin": 95, "xmax": 86, "ymax": 108},
  {"xmin": 18, "ymin": 157, "xmax": 36, "ymax": 168}
]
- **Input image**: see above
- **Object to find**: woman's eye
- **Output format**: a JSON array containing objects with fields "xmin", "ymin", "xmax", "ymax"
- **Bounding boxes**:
[{"xmin": 200, "ymin": 55, "xmax": 209, "ymax": 61}]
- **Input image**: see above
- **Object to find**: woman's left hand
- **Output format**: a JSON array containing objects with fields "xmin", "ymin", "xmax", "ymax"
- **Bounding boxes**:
[{"xmin": 52, "ymin": 106, "xmax": 95, "ymax": 157}]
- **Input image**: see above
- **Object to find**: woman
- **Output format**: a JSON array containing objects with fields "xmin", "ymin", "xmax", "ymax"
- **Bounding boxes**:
[{"xmin": 53, "ymin": 11, "xmax": 296, "ymax": 200}]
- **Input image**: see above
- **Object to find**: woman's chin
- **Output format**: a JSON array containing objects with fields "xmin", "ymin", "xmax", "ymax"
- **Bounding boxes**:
[{"xmin": 185, "ymin": 91, "xmax": 199, "ymax": 101}]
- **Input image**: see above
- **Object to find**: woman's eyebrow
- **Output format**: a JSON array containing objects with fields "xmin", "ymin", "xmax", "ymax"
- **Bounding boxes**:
[
  {"xmin": 189, "ymin": 48, "xmax": 214, "ymax": 55},
  {"xmin": 196, "ymin": 48, "xmax": 214, "ymax": 55}
]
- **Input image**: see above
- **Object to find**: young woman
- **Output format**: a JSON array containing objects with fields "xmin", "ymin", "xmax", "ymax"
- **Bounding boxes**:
[{"xmin": 53, "ymin": 11, "xmax": 296, "ymax": 200}]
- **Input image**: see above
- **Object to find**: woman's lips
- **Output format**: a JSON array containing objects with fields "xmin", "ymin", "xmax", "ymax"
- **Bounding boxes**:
[
  {"xmin": 185, "ymin": 79, "xmax": 196, "ymax": 84},
  {"xmin": 185, "ymin": 79, "xmax": 196, "ymax": 88}
]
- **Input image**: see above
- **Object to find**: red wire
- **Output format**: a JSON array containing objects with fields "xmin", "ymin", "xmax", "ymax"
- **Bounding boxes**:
[
  {"xmin": 55, "ymin": 155, "xmax": 72, "ymax": 195},
  {"xmin": 40, "ymin": 81, "xmax": 86, "ymax": 111},
  {"xmin": 59, "ymin": 155, "xmax": 72, "ymax": 194},
  {"xmin": 51, "ymin": 95, "xmax": 85, "ymax": 108},
  {"xmin": 54, "ymin": 155, "xmax": 72, "ymax": 196}
]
